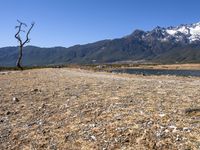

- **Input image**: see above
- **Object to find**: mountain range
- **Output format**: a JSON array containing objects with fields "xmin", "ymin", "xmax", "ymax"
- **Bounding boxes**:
[{"xmin": 1, "ymin": 22, "xmax": 200, "ymax": 67}]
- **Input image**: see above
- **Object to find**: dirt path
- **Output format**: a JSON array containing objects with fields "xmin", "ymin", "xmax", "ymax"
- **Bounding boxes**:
[{"xmin": 0, "ymin": 68, "xmax": 200, "ymax": 149}]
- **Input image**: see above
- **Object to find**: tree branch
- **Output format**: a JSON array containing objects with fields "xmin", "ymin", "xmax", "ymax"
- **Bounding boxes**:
[
  {"xmin": 22, "ymin": 22, "xmax": 35, "ymax": 45},
  {"xmin": 14, "ymin": 23, "xmax": 23, "ymax": 45},
  {"xmin": 17, "ymin": 20, "xmax": 27, "ymax": 27}
]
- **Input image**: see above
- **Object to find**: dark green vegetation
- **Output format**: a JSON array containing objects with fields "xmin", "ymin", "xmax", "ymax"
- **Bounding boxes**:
[{"xmin": 1, "ymin": 29, "xmax": 200, "ymax": 67}]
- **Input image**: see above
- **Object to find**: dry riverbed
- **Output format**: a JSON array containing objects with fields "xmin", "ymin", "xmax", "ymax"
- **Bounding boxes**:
[{"xmin": 0, "ymin": 68, "xmax": 200, "ymax": 150}]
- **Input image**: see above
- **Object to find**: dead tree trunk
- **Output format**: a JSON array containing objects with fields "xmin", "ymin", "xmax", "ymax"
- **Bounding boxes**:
[
  {"xmin": 16, "ymin": 45, "xmax": 23, "ymax": 70},
  {"xmin": 15, "ymin": 20, "xmax": 35, "ymax": 70}
]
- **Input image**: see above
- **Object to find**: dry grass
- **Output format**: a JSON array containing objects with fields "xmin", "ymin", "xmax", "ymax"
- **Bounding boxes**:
[
  {"xmin": 0, "ymin": 68, "xmax": 200, "ymax": 150},
  {"xmin": 134, "ymin": 64, "xmax": 200, "ymax": 70}
]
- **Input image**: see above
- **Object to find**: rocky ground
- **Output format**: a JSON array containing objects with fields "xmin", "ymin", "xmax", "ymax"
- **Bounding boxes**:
[{"xmin": 0, "ymin": 68, "xmax": 200, "ymax": 150}]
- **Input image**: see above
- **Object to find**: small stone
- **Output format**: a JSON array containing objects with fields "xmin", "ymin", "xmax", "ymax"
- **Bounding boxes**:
[
  {"xmin": 176, "ymin": 135, "xmax": 181, "ymax": 141},
  {"xmin": 91, "ymin": 135, "xmax": 96, "ymax": 141},
  {"xmin": 37, "ymin": 120, "xmax": 43, "ymax": 125},
  {"xmin": 13, "ymin": 97, "xmax": 19, "ymax": 102},
  {"xmin": 168, "ymin": 125, "xmax": 178, "ymax": 133},
  {"xmin": 183, "ymin": 127, "xmax": 192, "ymax": 132},
  {"xmin": 172, "ymin": 128, "xmax": 178, "ymax": 133},
  {"xmin": 164, "ymin": 129, "xmax": 170, "ymax": 133},
  {"xmin": 159, "ymin": 113, "xmax": 166, "ymax": 117},
  {"xmin": 31, "ymin": 88, "xmax": 40, "ymax": 92},
  {"xmin": 20, "ymin": 105, "xmax": 25, "ymax": 108},
  {"xmin": 50, "ymin": 144, "xmax": 57, "ymax": 150},
  {"xmin": 6, "ymin": 111, "xmax": 11, "ymax": 115},
  {"xmin": 38, "ymin": 103, "xmax": 46, "ymax": 110},
  {"xmin": 116, "ymin": 116, "xmax": 122, "ymax": 121},
  {"xmin": 65, "ymin": 133, "xmax": 74, "ymax": 142},
  {"xmin": 89, "ymin": 124, "xmax": 96, "ymax": 128},
  {"xmin": 169, "ymin": 125, "xmax": 176, "ymax": 129},
  {"xmin": 147, "ymin": 121, "xmax": 153, "ymax": 125}
]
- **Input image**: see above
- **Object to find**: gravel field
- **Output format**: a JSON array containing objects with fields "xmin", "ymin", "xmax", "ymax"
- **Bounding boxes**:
[{"xmin": 0, "ymin": 68, "xmax": 200, "ymax": 150}]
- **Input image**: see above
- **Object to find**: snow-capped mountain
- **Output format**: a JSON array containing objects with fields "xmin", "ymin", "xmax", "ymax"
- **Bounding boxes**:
[
  {"xmin": 1, "ymin": 22, "xmax": 200, "ymax": 67},
  {"xmin": 132, "ymin": 22, "xmax": 200, "ymax": 43},
  {"xmin": 166, "ymin": 22, "xmax": 200, "ymax": 42}
]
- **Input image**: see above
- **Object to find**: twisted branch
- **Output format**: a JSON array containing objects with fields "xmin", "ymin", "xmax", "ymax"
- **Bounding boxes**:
[{"xmin": 23, "ymin": 22, "xmax": 35, "ymax": 45}]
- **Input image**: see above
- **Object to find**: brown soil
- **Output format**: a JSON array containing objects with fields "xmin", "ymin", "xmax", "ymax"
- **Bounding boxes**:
[
  {"xmin": 0, "ymin": 68, "xmax": 200, "ymax": 150},
  {"xmin": 124, "ymin": 64, "xmax": 200, "ymax": 70}
]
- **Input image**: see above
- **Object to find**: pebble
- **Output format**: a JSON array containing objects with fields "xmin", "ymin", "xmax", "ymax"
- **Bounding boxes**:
[
  {"xmin": 31, "ymin": 88, "xmax": 39, "ymax": 92},
  {"xmin": 38, "ymin": 103, "xmax": 46, "ymax": 110},
  {"xmin": 168, "ymin": 125, "xmax": 178, "ymax": 133},
  {"xmin": 175, "ymin": 135, "xmax": 181, "ymax": 141},
  {"xmin": 183, "ymin": 127, "xmax": 192, "ymax": 132},
  {"xmin": 91, "ymin": 135, "xmax": 96, "ymax": 141},
  {"xmin": 164, "ymin": 129, "xmax": 170, "ymax": 133},
  {"xmin": 0, "ymin": 119, "xmax": 4, "ymax": 123},
  {"xmin": 13, "ymin": 97, "xmax": 19, "ymax": 102},
  {"xmin": 169, "ymin": 125, "xmax": 177, "ymax": 129},
  {"xmin": 158, "ymin": 113, "xmax": 166, "ymax": 117},
  {"xmin": 6, "ymin": 111, "xmax": 11, "ymax": 115},
  {"xmin": 89, "ymin": 124, "xmax": 96, "ymax": 128}
]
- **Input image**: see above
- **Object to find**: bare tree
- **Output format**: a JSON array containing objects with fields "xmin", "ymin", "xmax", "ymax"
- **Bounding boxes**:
[{"xmin": 15, "ymin": 20, "xmax": 35, "ymax": 70}]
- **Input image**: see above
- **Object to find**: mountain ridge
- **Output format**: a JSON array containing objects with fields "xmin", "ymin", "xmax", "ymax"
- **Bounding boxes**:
[{"xmin": 1, "ymin": 22, "xmax": 200, "ymax": 66}]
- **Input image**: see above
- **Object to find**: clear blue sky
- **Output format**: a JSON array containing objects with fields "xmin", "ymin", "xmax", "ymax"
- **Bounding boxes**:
[{"xmin": 0, "ymin": 0, "xmax": 200, "ymax": 47}]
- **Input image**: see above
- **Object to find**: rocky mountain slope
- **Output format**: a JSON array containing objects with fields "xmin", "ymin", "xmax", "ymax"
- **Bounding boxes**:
[{"xmin": 1, "ymin": 22, "xmax": 200, "ymax": 66}]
